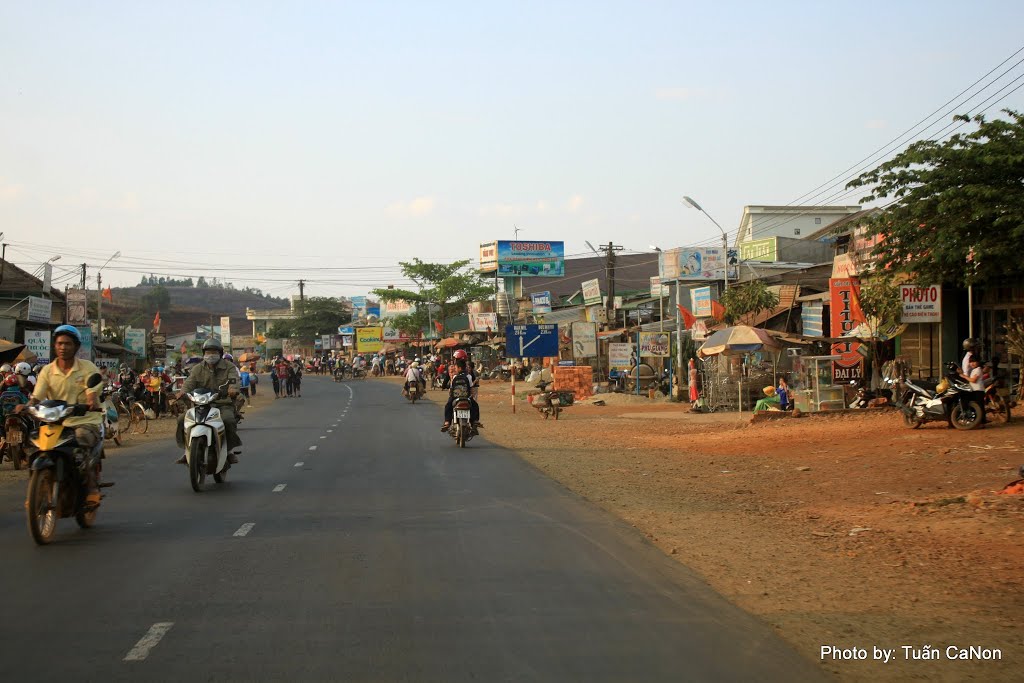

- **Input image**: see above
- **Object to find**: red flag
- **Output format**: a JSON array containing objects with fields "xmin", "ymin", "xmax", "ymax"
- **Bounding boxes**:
[
  {"xmin": 710, "ymin": 300, "xmax": 727, "ymax": 321},
  {"xmin": 434, "ymin": 321, "xmax": 443, "ymax": 333},
  {"xmin": 676, "ymin": 304, "xmax": 696, "ymax": 329},
  {"xmin": 153, "ymin": 310, "xmax": 161, "ymax": 332},
  {"xmin": 101, "ymin": 286, "xmax": 113, "ymax": 302}
]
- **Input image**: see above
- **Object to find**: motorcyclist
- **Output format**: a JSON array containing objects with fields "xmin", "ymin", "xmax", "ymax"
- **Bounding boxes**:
[
  {"xmin": 27, "ymin": 325, "xmax": 104, "ymax": 507},
  {"xmin": 403, "ymin": 361, "xmax": 423, "ymax": 396},
  {"xmin": 440, "ymin": 351, "xmax": 481, "ymax": 432},
  {"xmin": 961, "ymin": 338, "xmax": 979, "ymax": 376},
  {"xmin": 175, "ymin": 339, "xmax": 242, "ymax": 464},
  {"xmin": 14, "ymin": 361, "xmax": 36, "ymax": 391}
]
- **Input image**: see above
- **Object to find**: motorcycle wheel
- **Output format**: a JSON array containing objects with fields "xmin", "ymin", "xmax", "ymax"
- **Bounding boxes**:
[
  {"xmin": 988, "ymin": 396, "xmax": 1011, "ymax": 424},
  {"xmin": 189, "ymin": 439, "xmax": 206, "ymax": 492},
  {"xmin": 951, "ymin": 401, "xmax": 984, "ymax": 430},
  {"xmin": 458, "ymin": 425, "xmax": 467, "ymax": 448},
  {"xmin": 75, "ymin": 469, "xmax": 99, "ymax": 529},
  {"xmin": 130, "ymin": 403, "xmax": 148, "ymax": 434},
  {"xmin": 26, "ymin": 469, "xmax": 58, "ymax": 545},
  {"xmin": 113, "ymin": 431, "xmax": 122, "ymax": 446},
  {"xmin": 9, "ymin": 442, "xmax": 22, "ymax": 470},
  {"xmin": 902, "ymin": 413, "xmax": 922, "ymax": 429}
]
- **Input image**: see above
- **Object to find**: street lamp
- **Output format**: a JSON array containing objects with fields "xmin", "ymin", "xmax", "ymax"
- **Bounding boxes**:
[
  {"xmin": 97, "ymin": 251, "xmax": 120, "ymax": 339},
  {"xmin": 683, "ymin": 196, "xmax": 729, "ymax": 292}
]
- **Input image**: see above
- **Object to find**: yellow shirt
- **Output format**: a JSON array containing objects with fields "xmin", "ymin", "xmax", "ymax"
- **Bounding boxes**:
[{"xmin": 32, "ymin": 358, "xmax": 103, "ymax": 428}]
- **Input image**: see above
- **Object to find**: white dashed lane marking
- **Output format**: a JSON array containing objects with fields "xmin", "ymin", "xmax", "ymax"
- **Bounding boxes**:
[
  {"xmin": 319, "ymin": 436, "xmax": 326, "ymax": 439},
  {"xmin": 124, "ymin": 622, "xmax": 174, "ymax": 661},
  {"xmin": 233, "ymin": 523, "xmax": 255, "ymax": 537},
  {"xmin": 273, "ymin": 484, "xmax": 286, "ymax": 492},
  {"xmin": 308, "ymin": 446, "xmax": 317, "ymax": 451},
  {"xmin": 294, "ymin": 462, "xmax": 304, "ymax": 467},
  {"xmin": 327, "ymin": 429, "xmax": 333, "ymax": 433}
]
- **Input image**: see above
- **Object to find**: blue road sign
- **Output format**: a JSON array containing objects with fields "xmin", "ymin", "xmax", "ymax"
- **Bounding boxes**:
[
  {"xmin": 339, "ymin": 326, "xmax": 355, "ymax": 335},
  {"xmin": 505, "ymin": 324, "xmax": 559, "ymax": 358}
]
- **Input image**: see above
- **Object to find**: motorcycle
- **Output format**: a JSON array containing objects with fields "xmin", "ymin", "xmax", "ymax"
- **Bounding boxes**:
[
  {"xmin": 182, "ymin": 380, "xmax": 235, "ymax": 492},
  {"xmin": 3, "ymin": 412, "xmax": 33, "ymax": 469},
  {"xmin": 24, "ymin": 373, "xmax": 112, "ymax": 545},
  {"xmin": 99, "ymin": 385, "xmax": 124, "ymax": 447},
  {"xmin": 405, "ymin": 381, "xmax": 421, "ymax": 404},
  {"xmin": 530, "ymin": 380, "xmax": 575, "ymax": 420},
  {"xmin": 983, "ymin": 366, "xmax": 1012, "ymax": 424},
  {"xmin": 898, "ymin": 362, "xmax": 984, "ymax": 430},
  {"xmin": 432, "ymin": 373, "xmax": 448, "ymax": 391},
  {"xmin": 449, "ymin": 393, "xmax": 477, "ymax": 448}
]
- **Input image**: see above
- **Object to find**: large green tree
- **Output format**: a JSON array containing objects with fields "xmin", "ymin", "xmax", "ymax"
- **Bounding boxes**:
[
  {"xmin": 268, "ymin": 297, "xmax": 352, "ymax": 339},
  {"xmin": 847, "ymin": 110, "xmax": 1024, "ymax": 287},
  {"xmin": 718, "ymin": 281, "xmax": 779, "ymax": 326},
  {"xmin": 855, "ymin": 274, "xmax": 903, "ymax": 388},
  {"xmin": 372, "ymin": 259, "xmax": 494, "ymax": 336},
  {"xmin": 141, "ymin": 284, "xmax": 171, "ymax": 314}
]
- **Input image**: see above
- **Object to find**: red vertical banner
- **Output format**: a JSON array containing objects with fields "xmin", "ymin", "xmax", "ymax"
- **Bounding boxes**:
[{"xmin": 829, "ymin": 278, "xmax": 865, "ymax": 382}]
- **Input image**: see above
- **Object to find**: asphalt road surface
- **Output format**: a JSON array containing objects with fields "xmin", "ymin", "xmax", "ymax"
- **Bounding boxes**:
[{"xmin": 0, "ymin": 376, "xmax": 823, "ymax": 682}]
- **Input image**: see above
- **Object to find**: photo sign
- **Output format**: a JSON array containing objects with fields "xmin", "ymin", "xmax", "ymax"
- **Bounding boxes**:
[
  {"xmin": 571, "ymin": 321, "xmax": 597, "ymax": 358},
  {"xmin": 900, "ymin": 284, "xmax": 942, "ymax": 324}
]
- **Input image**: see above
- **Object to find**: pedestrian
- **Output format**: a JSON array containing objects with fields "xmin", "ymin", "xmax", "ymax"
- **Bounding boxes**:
[
  {"xmin": 292, "ymin": 361, "xmax": 303, "ymax": 398},
  {"xmin": 777, "ymin": 375, "xmax": 790, "ymax": 410},
  {"xmin": 270, "ymin": 365, "xmax": 280, "ymax": 399},
  {"xmin": 688, "ymin": 358, "xmax": 699, "ymax": 405},
  {"xmin": 249, "ymin": 363, "xmax": 258, "ymax": 397},
  {"xmin": 238, "ymin": 365, "xmax": 252, "ymax": 406}
]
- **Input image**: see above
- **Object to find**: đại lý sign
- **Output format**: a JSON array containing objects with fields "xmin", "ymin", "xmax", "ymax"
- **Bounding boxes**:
[{"xmin": 830, "ymin": 278, "xmax": 864, "ymax": 381}]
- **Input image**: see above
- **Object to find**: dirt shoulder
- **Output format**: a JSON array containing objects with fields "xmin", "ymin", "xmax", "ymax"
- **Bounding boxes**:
[{"xmin": 462, "ymin": 378, "xmax": 1023, "ymax": 682}]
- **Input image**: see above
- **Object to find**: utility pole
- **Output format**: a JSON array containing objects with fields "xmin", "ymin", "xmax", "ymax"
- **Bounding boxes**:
[
  {"xmin": 81, "ymin": 263, "xmax": 87, "ymax": 291},
  {"xmin": 97, "ymin": 271, "xmax": 103, "ymax": 339},
  {"xmin": 298, "ymin": 279, "xmax": 305, "ymax": 315},
  {"xmin": 601, "ymin": 243, "xmax": 624, "ymax": 326}
]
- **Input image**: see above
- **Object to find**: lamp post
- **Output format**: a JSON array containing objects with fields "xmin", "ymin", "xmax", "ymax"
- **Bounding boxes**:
[
  {"xmin": 683, "ymin": 196, "xmax": 730, "ymax": 292},
  {"xmin": 96, "ymin": 251, "xmax": 120, "ymax": 339}
]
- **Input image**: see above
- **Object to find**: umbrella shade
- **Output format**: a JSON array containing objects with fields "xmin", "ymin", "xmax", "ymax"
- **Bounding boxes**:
[
  {"xmin": 15, "ymin": 348, "xmax": 38, "ymax": 364},
  {"xmin": 237, "ymin": 352, "xmax": 260, "ymax": 363},
  {"xmin": 697, "ymin": 325, "xmax": 779, "ymax": 358},
  {"xmin": 0, "ymin": 339, "xmax": 29, "ymax": 364}
]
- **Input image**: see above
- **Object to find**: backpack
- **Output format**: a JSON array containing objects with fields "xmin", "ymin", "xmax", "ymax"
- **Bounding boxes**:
[{"xmin": 450, "ymin": 373, "xmax": 472, "ymax": 399}]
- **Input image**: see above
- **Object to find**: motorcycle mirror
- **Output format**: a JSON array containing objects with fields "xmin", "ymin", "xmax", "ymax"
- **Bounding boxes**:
[{"xmin": 86, "ymin": 373, "xmax": 104, "ymax": 390}]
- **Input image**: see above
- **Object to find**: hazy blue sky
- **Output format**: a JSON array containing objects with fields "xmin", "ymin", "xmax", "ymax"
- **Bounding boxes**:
[{"xmin": 2, "ymin": 1, "xmax": 1023, "ymax": 297}]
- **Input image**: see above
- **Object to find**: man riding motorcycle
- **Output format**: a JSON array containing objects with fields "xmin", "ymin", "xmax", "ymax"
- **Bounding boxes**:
[
  {"xmin": 26, "ymin": 325, "xmax": 104, "ymax": 507},
  {"xmin": 403, "ymin": 361, "xmax": 425, "ymax": 397},
  {"xmin": 175, "ymin": 339, "xmax": 242, "ymax": 464},
  {"xmin": 441, "ymin": 351, "xmax": 481, "ymax": 432}
]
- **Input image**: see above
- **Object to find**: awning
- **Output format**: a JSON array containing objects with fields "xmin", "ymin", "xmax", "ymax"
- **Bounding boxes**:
[
  {"xmin": 434, "ymin": 337, "xmax": 466, "ymax": 349},
  {"xmin": 95, "ymin": 341, "xmax": 134, "ymax": 356},
  {"xmin": 597, "ymin": 328, "xmax": 627, "ymax": 339}
]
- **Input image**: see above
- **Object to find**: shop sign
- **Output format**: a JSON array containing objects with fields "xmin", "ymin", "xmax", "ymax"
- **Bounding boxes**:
[
  {"xmin": 469, "ymin": 312, "xmax": 498, "ymax": 332},
  {"xmin": 690, "ymin": 286, "xmax": 713, "ymax": 318},
  {"xmin": 638, "ymin": 331, "xmax": 671, "ymax": 357},
  {"xmin": 649, "ymin": 277, "xmax": 669, "ymax": 298},
  {"xmin": 124, "ymin": 328, "xmax": 147, "ymax": 356},
  {"xmin": 900, "ymin": 284, "xmax": 942, "ymax": 323},
  {"xmin": 66, "ymin": 289, "xmax": 88, "ymax": 325},
  {"xmin": 571, "ymin": 321, "xmax": 597, "ymax": 358},
  {"xmin": 739, "ymin": 237, "xmax": 777, "ymax": 262},
  {"xmin": 355, "ymin": 326, "xmax": 384, "ymax": 353},
  {"xmin": 608, "ymin": 343, "xmax": 635, "ymax": 369},
  {"xmin": 582, "ymin": 278, "xmax": 602, "ymax": 305},
  {"xmin": 478, "ymin": 241, "xmax": 498, "ymax": 272},
  {"xmin": 27, "ymin": 296, "xmax": 52, "ymax": 323},
  {"xmin": 25, "ymin": 330, "xmax": 51, "ymax": 365},
  {"xmin": 830, "ymin": 278, "xmax": 864, "ymax": 381},
  {"xmin": 220, "ymin": 316, "xmax": 231, "ymax": 350},
  {"xmin": 530, "ymin": 291, "xmax": 553, "ymax": 314}
]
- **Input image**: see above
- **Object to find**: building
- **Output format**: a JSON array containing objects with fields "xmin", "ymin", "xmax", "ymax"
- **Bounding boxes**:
[
  {"xmin": 0, "ymin": 258, "xmax": 68, "ymax": 342},
  {"xmin": 736, "ymin": 205, "xmax": 863, "ymax": 243}
]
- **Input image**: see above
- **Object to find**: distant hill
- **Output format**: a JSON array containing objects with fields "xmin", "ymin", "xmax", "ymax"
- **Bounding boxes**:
[{"xmin": 104, "ymin": 286, "xmax": 291, "ymax": 336}]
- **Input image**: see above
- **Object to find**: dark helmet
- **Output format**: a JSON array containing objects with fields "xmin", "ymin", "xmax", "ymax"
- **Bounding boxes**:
[
  {"xmin": 202, "ymin": 338, "xmax": 224, "ymax": 354},
  {"xmin": 962, "ymin": 337, "xmax": 978, "ymax": 351}
]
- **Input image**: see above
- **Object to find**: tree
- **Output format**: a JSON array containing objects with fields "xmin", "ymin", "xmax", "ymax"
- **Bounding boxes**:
[
  {"xmin": 268, "ymin": 297, "xmax": 352, "ymax": 339},
  {"xmin": 855, "ymin": 274, "xmax": 903, "ymax": 388},
  {"xmin": 141, "ymin": 284, "xmax": 171, "ymax": 314},
  {"xmin": 718, "ymin": 281, "xmax": 779, "ymax": 326},
  {"xmin": 372, "ymin": 259, "xmax": 494, "ymax": 336},
  {"xmin": 848, "ymin": 110, "xmax": 1024, "ymax": 288},
  {"xmin": 388, "ymin": 309, "xmax": 430, "ymax": 337},
  {"xmin": 196, "ymin": 276, "xmax": 209, "ymax": 288}
]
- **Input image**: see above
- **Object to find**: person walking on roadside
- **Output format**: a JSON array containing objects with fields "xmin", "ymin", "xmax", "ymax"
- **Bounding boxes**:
[
  {"xmin": 688, "ymin": 358, "xmax": 699, "ymax": 406},
  {"xmin": 275, "ymin": 356, "xmax": 291, "ymax": 398},
  {"xmin": 248, "ymin": 363, "xmax": 258, "ymax": 397},
  {"xmin": 270, "ymin": 363, "xmax": 281, "ymax": 398},
  {"xmin": 238, "ymin": 364, "xmax": 252, "ymax": 407},
  {"xmin": 292, "ymin": 360, "xmax": 303, "ymax": 398}
]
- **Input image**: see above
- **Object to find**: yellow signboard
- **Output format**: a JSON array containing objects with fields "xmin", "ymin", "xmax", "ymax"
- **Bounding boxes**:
[{"xmin": 356, "ymin": 326, "xmax": 383, "ymax": 353}]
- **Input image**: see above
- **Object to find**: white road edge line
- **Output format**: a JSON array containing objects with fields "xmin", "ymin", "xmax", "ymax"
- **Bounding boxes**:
[
  {"xmin": 124, "ymin": 622, "xmax": 174, "ymax": 662},
  {"xmin": 327, "ymin": 429, "xmax": 333, "ymax": 433},
  {"xmin": 233, "ymin": 522, "xmax": 255, "ymax": 537},
  {"xmin": 273, "ymin": 484, "xmax": 286, "ymax": 492}
]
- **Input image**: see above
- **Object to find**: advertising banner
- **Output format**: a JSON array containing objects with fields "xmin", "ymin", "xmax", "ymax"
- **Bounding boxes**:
[
  {"xmin": 220, "ymin": 316, "xmax": 231, "ymax": 350},
  {"xmin": 231, "ymin": 335, "xmax": 256, "ymax": 350},
  {"xmin": 366, "ymin": 306, "xmax": 380, "ymax": 318},
  {"xmin": 27, "ymin": 296, "xmax": 52, "ymax": 324},
  {"xmin": 75, "ymin": 326, "xmax": 94, "ymax": 362},
  {"xmin": 479, "ymin": 241, "xmax": 498, "ymax": 272},
  {"xmin": 608, "ymin": 342, "xmax": 635, "ymax": 369},
  {"xmin": 690, "ymin": 286, "xmax": 713, "ymax": 318},
  {"xmin": 660, "ymin": 247, "xmax": 738, "ymax": 280},
  {"xmin": 356, "ymin": 326, "xmax": 384, "ymax": 353},
  {"xmin": 382, "ymin": 299, "xmax": 414, "ymax": 317},
  {"xmin": 530, "ymin": 291, "xmax": 553, "ymax": 314},
  {"xmin": 830, "ymin": 278, "xmax": 865, "ymax": 381},
  {"xmin": 571, "ymin": 321, "xmax": 597, "ymax": 358},
  {"xmin": 342, "ymin": 335, "xmax": 353, "ymax": 347},
  {"xmin": 25, "ymin": 330, "xmax": 51, "ymax": 365},
  {"xmin": 638, "ymin": 331, "xmax": 671, "ymax": 357},
  {"xmin": 739, "ymin": 238, "xmax": 777, "ymax": 262},
  {"xmin": 124, "ymin": 328, "xmax": 147, "ymax": 356},
  {"xmin": 491, "ymin": 241, "xmax": 564, "ymax": 277},
  {"xmin": 66, "ymin": 289, "xmax": 88, "ymax": 325},
  {"xmin": 351, "ymin": 296, "xmax": 367, "ymax": 314},
  {"xmin": 802, "ymin": 302, "xmax": 824, "ymax": 337},
  {"xmin": 900, "ymin": 284, "xmax": 942, "ymax": 324},
  {"xmin": 649, "ymin": 277, "xmax": 669, "ymax": 298},
  {"xmin": 582, "ymin": 278, "xmax": 602, "ymax": 305},
  {"xmin": 469, "ymin": 312, "xmax": 498, "ymax": 332}
]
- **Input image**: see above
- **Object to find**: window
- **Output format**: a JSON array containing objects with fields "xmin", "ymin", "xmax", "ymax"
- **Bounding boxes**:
[
  {"xmin": 794, "ymin": 228, "xmax": 801, "ymax": 235},
  {"xmin": 815, "ymin": 217, "xmax": 822, "ymax": 224}
]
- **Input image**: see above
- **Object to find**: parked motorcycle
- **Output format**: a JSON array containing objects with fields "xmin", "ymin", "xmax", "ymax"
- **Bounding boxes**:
[
  {"xmin": 182, "ymin": 380, "xmax": 235, "ymax": 492},
  {"xmin": 983, "ymin": 365, "xmax": 1012, "ymax": 424},
  {"xmin": 3, "ymin": 413, "xmax": 32, "ymax": 469},
  {"xmin": 24, "ymin": 373, "xmax": 112, "ymax": 545},
  {"xmin": 531, "ymin": 380, "xmax": 575, "ymax": 420},
  {"xmin": 898, "ymin": 362, "xmax": 983, "ymax": 430}
]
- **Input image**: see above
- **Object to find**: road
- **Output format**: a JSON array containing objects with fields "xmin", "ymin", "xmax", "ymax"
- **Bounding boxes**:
[{"xmin": 0, "ymin": 376, "xmax": 822, "ymax": 681}]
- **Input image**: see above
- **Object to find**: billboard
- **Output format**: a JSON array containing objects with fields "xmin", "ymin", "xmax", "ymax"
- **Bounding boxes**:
[
  {"xmin": 382, "ymin": 299, "xmax": 414, "ymax": 317},
  {"xmin": 900, "ymin": 284, "xmax": 941, "ymax": 324},
  {"xmin": 356, "ymin": 326, "xmax": 384, "ymax": 353},
  {"xmin": 639, "ymin": 331, "xmax": 671, "ymax": 357},
  {"xmin": 220, "ymin": 316, "xmax": 232, "ymax": 350},
  {"xmin": 351, "ymin": 296, "xmax": 367, "ymax": 314},
  {"xmin": 124, "ymin": 328, "xmax": 147, "ymax": 356},
  {"xmin": 571, "ymin": 321, "xmax": 597, "ymax": 357},
  {"xmin": 830, "ymin": 278, "xmax": 865, "ymax": 381},
  {"xmin": 481, "ymin": 241, "xmax": 564, "ymax": 277},
  {"xmin": 469, "ymin": 312, "xmax": 498, "ymax": 332},
  {"xmin": 25, "ymin": 330, "xmax": 51, "ymax": 365},
  {"xmin": 582, "ymin": 278, "xmax": 602, "ymax": 305},
  {"xmin": 690, "ymin": 286, "xmax": 713, "ymax": 318},
  {"xmin": 66, "ymin": 289, "xmax": 88, "ymax": 325},
  {"xmin": 608, "ymin": 342, "xmax": 635, "ymax": 369},
  {"xmin": 739, "ymin": 238, "xmax": 777, "ymax": 262},
  {"xmin": 530, "ymin": 291, "xmax": 553, "ymax": 314},
  {"xmin": 649, "ymin": 277, "xmax": 669, "ymax": 298},
  {"xmin": 660, "ymin": 247, "xmax": 738, "ymax": 280}
]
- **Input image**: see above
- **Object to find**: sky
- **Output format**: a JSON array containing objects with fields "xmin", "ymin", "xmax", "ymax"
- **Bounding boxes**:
[{"xmin": 2, "ymin": 1, "xmax": 1024, "ymax": 299}]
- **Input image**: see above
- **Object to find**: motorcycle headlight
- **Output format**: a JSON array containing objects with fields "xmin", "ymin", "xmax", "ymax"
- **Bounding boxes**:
[
  {"xmin": 189, "ymin": 392, "xmax": 215, "ymax": 405},
  {"xmin": 29, "ymin": 404, "xmax": 74, "ymax": 423}
]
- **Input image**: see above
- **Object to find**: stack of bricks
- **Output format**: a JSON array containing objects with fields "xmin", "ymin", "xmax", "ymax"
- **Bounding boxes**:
[{"xmin": 553, "ymin": 366, "xmax": 593, "ymax": 401}]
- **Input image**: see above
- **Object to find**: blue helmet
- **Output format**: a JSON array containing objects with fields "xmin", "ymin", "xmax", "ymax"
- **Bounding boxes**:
[{"xmin": 53, "ymin": 324, "xmax": 83, "ymax": 346}]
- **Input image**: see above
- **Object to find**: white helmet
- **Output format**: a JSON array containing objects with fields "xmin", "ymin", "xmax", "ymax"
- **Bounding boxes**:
[
  {"xmin": 0, "ymin": 364, "xmax": 11, "ymax": 374},
  {"xmin": 14, "ymin": 362, "xmax": 31, "ymax": 376}
]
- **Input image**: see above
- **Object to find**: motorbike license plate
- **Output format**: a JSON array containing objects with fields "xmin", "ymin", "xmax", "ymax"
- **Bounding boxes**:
[
  {"xmin": 455, "ymin": 410, "xmax": 471, "ymax": 420},
  {"xmin": 7, "ymin": 430, "xmax": 22, "ymax": 444}
]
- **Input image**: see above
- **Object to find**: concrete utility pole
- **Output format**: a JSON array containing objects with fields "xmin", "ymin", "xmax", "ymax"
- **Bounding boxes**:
[
  {"xmin": 81, "ymin": 263, "xmax": 87, "ymax": 291},
  {"xmin": 97, "ymin": 271, "xmax": 103, "ymax": 338},
  {"xmin": 298, "ymin": 279, "xmax": 306, "ymax": 315},
  {"xmin": 600, "ymin": 243, "xmax": 624, "ymax": 326}
]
